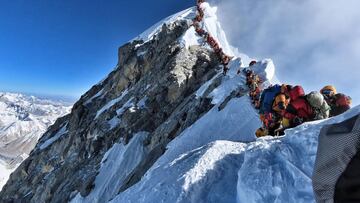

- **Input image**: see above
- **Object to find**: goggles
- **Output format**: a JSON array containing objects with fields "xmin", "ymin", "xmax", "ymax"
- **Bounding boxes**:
[{"xmin": 321, "ymin": 89, "xmax": 333, "ymax": 95}]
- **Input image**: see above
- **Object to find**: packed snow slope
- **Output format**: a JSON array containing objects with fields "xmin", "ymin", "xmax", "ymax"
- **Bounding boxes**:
[
  {"xmin": 0, "ymin": 92, "xmax": 71, "ymax": 190},
  {"xmin": 0, "ymin": 2, "xmax": 358, "ymax": 203},
  {"xmin": 110, "ymin": 106, "xmax": 360, "ymax": 203}
]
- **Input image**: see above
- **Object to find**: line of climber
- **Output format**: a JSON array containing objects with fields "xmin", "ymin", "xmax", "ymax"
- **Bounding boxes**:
[
  {"xmin": 240, "ymin": 61, "xmax": 352, "ymax": 138},
  {"xmin": 193, "ymin": 0, "xmax": 232, "ymax": 75}
]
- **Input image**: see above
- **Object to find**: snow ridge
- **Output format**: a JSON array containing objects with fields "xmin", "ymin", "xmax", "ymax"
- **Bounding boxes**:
[
  {"xmin": 69, "ymin": 2, "xmax": 286, "ymax": 202},
  {"xmin": 20, "ymin": 1, "xmax": 355, "ymax": 203},
  {"xmin": 102, "ymin": 3, "xmax": 357, "ymax": 203}
]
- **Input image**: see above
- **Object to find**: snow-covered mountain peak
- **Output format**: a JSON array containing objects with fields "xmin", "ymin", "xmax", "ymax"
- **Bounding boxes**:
[
  {"xmin": 134, "ymin": 7, "xmax": 195, "ymax": 43},
  {"xmin": 0, "ymin": 2, "xmax": 355, "ymax": 203}
]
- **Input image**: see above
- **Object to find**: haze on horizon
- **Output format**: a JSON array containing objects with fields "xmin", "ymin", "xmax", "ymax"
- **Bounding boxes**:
[{"xmin": 1, "ymin": 0, "xmax": 358, "ymax": 105}]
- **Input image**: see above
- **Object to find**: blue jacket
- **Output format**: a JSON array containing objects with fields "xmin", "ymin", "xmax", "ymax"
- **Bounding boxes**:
[{"xmin": 259, "ymin": 84, "xmax": 281, "ymax": 114}]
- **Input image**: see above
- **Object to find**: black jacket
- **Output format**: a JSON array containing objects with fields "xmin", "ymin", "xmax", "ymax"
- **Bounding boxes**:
[{"xmin": 313, "ymin": 114, "xmax": 360, "ymax": 203}]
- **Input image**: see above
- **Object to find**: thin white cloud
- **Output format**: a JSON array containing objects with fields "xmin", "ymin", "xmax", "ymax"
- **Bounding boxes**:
[{"xmin": 210, "ymin": 0, "xmax": 360, "ymax": 105}]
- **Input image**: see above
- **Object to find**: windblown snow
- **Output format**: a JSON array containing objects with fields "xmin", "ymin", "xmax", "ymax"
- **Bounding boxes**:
[
  {"xmin": 0, "ymin": 92, "xmax": 71, "ymax": 190},
  {"xmin": 67, "ymin": 2, "xmax": 358, "ymax": 203}
]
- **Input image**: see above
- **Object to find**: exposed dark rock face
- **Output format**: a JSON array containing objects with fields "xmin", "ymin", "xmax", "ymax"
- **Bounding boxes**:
[{"xmin": 0, "ymin": 19, "xmax": 224, "ymax": 203}]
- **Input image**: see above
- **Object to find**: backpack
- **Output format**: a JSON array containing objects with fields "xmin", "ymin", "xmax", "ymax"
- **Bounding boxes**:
[
  {"xmin": 306, "ymin": 91, "xmax": 330, "ymax": 120},
  {"xmin": 328, "ymin": 94, "xmax": 352, "ymax": 117},
  {"xmin": 288, "ymin": 85, "xmax": 305, "ymax": 100},
  {"xmin": 259, "ymin": 84, "xmax": 282, "ymax": 114}
]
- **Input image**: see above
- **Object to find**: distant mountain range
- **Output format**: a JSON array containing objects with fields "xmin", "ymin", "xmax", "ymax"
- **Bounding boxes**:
[
  {"xmin": 0, "ymin": 92, "xmax": 72, "ymax": 189},
  {"xmin": 0, "ymin": 2, "xmax": 358, "ymax": 203}
]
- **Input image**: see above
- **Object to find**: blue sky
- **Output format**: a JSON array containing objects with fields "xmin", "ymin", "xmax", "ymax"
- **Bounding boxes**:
[
  {"xmin": 1, "ymin": 0, "xmax": 358, "ymax": 105},
  {"xmin": 0, "ymin": 0, "xmax": 193, "ymax": 100}
]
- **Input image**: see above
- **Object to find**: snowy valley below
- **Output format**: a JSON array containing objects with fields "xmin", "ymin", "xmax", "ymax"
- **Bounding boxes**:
[
  {"xmin": 0, "ymin": 92, "xmax": 71, "ymax": 190},
  {"xmin": 0, "ymin": 2, "xmax": 358, "ymax": 203}
]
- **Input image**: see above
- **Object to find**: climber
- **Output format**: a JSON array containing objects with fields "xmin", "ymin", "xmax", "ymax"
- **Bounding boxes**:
[
  {"xmin": 266, "ymin": 88, "xmax": 291, "ymax": 136},
  {"xmin": 267, "ymin": 85, "xmax": 299, "ymax": 136},
  {"xmin": 306, "ymin": 91, "xmax": 330, "ymax": 120},
  {"xmin": 251, "ymin": 87, "xmax": 261, "ymax": 107},
  {"xmin": 222, "ymin": 54, "xmax": 231, "ymax": 65},
  {"xmin": 245, "ymin": 70, "xmax": 255, "ymax": 85},
  {"xmin": 281, "ymin": 84, "xmax": 303, "ymax": 101},
  {"xmin": 251, "ymin": 84, "xmax": 262, "ymax": 108},
  {"xmin": 207, "ymin": 35, "xmax": 218, "ymax": 49},
  {"xmin": 214, "ymin": 47, "xmax": 223, "ymax": 59},
  {"xmin": 247, "ymin": 72, "xmax": 262, "ymax": 105},
  {"xmin": 249, "ymin": 82, "xmax": 259, "ymax": 101},
  {"xmin": 256, "ymin": 84, "xmax": 283, "ymax": 137},
  {"xmin": 281, "ymin": 85, "xmax": 313, "ymax": 128},
  {"xmin": 320, "ymin": 85, "xmax": 337, "ymax": 108},
  {"xmin": 213, "ymin": 42, "xmax": 221, "ymax": 52},
  {"xmin": 195, "ymin": 7, "xmax": 204, "ymax": 22},
  {"xmin": 258, "ymin": 112, "xmax": 283, "ymax": 137},
  {"xmin": 274, "ymin": 88, "xmax": 330, "ymax": 135},
  {"xmin": 282, "ymin": 100, "xmax": 312, "ymax": 128},
  {"xmin": 195, "ymin": 14, "xmax": 203, "ymax": 23},
  {"xmin": 272, "ymin": 93, "xmax": 289, "ymax": 115},
  {"xmin": 256, "ymin": 127, "xmax": 268, "ymax": 138},
  {"xmin": 282, "ymin": 89, "xmax": 330, "ymax": 129},
  {"xmin": 331, "ymin": 94, "xmax": 352, "ymax": 117},
  {"xmin": 195, "ymin": 27, "xmax": 206, "ymax": 37},
  {"xmin": 237, "ymin": 69, "xmax": 242, "ymax": 75},
  {"xmin": 248, "ymin": 74, "xmax": 260, "ymax": 91},
  {"xmin": 221, "ymin": 54, "xmax": 231, "ymax": 75},
  {"xmin": 238, "ymin": 61, "xmax": 258, "ymax": 75},
  {"xmin": 259, "ymin": 84, "xmax": 282, "ymax": 115},
  {"xmin": 249, "ymin": 60, "xmax": 257, "ymax": 67},
  {"xmin": 223, "ymin": 65, "xmax": 229, "ymax": 75},
  {"xmin": 320, "ymin": 85, "xmax": 351, "ymax": 117},
  {"xmin": 320, "ymin": 85, "xmax": 337, "ymax": 101},
  {"xmin": 215, "ymin": 47, "xmax": 222, "ymax": 55},
  {"xmin": 249, "ymin": 80, "xmax": 260, "ymax": 97},
  {"xmin": 253, "ymin": 90, "xmax": 262, "ymax": 109},
  {"xmin": 193, "ymin": 21, "xmax": 199, "ymax": 28}
]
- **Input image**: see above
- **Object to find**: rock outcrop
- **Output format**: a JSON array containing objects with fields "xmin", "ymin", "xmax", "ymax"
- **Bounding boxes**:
[{"xmin": 0, "ymin": 18, "xmax": 225, "ymax": 202}]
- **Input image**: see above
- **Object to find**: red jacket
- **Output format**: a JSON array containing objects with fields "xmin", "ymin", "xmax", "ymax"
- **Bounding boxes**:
[
  {"xmin": 283, "ymin": 97, "xmax": 314, "ymax": 121},
  {"xmin": 288, "ymin": 86, "xmax": 305, "ymax": 101}
]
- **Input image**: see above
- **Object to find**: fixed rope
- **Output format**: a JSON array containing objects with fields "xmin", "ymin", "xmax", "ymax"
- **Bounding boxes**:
[
  {"xmin": 244, "ymin": 66, "xmax": 283, "ymax": 136},
  {"xmin": 193, "ymin": 1, "xmax": 269, "ymax": 132},
  {"xmin": 192, "ymin": 1, "xmax": 281, "ymax": 135},
  {"xmin": 193, "ymin": 0, "xmax": 232, "ymax": 74},
  {"xmin": 193, "ymin": 1, "xmax": 351, "ymax": 138}
]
